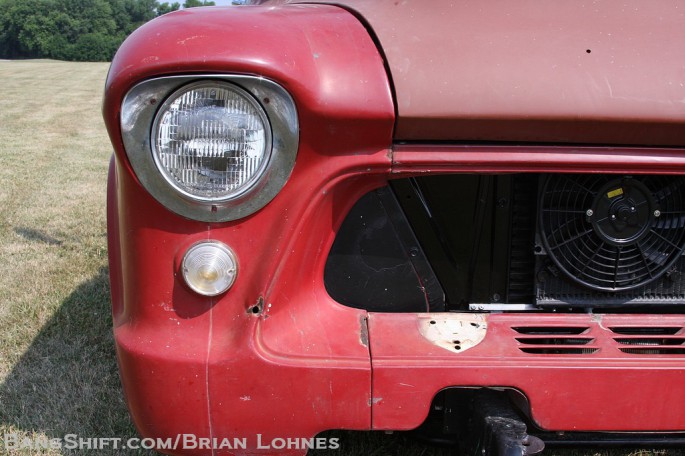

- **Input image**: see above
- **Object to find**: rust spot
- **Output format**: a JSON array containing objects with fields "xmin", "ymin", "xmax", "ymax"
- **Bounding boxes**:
[
  {"xmin": 360, "ymin": 316, "xmax": 369, "ymax": 347},
  {"xmin": 248, "ymin": 297, "xmax": 264, "ymax": 315}
]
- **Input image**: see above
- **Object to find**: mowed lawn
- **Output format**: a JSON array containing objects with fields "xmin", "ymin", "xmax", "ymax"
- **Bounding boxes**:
[
  {"xmin": 0, "ymin": 60, "xmax": 680, "ymax": 456},
  {"xmin": 0, "ymin": 60, "xmax": 155, "ymax": 455}
]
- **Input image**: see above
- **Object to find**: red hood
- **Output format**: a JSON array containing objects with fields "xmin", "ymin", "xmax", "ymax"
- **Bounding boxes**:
[{"xmin": 279, "ymin": 0, "xmax": 685, "ymax": 146}]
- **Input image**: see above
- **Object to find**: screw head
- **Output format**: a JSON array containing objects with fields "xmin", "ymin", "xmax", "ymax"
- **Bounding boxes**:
[
  {"xmin": 586, "ymin": 209, "xmax": 594, "ymax": 217},
  {"xmin": 654, "ymin": 210, "xmax": 661, "ymax": 217}
]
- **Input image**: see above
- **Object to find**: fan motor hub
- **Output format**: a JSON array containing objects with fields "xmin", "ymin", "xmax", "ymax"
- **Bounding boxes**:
[{"xmin": 590, "ymin": 179, "xmax": 655, "ymax": 246}]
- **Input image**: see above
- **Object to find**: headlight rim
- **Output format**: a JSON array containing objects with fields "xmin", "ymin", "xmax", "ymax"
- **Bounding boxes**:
[{"xmin": 120, "ymin": 75, "xmax": 299, "ymax": 222}]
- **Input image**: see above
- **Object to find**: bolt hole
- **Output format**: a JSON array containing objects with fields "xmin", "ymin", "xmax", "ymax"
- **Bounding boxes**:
[
  {"xmin": 251, "ymin": 306, "xmax": 260, "ymax": 314},
  {"xmin": 454, "ymin": 345, "xmax": 461, "ymax": 350},
  {"xmin": 263, "ymin": 97, "xmax": 270, "ymax": 104},
  {"xmin": 453, "ymin": 340, "xmax": 461, "ymax": 344},
  {"xmin": 534, "ymin": 245, "xmax": 543, "ymax": 254},
  {"xmin": 430, "ymin": 320, "xmax": 436, "ymax": 325},
  {"xmin": 470, "ymin": 322, "xmax": 479, "ymax": 327},
  {"xmin": 586, "ymin": 49, "xmax": 592, "ymax": 53}
]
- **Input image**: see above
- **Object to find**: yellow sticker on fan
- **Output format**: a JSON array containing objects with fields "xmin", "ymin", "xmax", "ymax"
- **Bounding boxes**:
[{"xmin": 607, "ymin": 188, "xmax": 624, "ymax": 198}]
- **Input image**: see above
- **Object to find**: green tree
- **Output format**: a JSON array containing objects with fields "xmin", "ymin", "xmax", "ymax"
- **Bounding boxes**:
[
  {"xmin": 72, "ymin": 32, "xmax": 121, "ymax": 61},
  {"xmin": 51, "ymin": 0, "xmax": 117, "ymax": 38},
  {"xmin": 109, "ymin": 0, "xmax": 158, "ymax": 34},
  {"xmin": 157, "ymin": 2, "xmax": 180, "ymax": 16},
  {"xmin": 24, "ymin": 10, "xmax": 76, "ymax": 59},
  {"xmin": 0, "ymin": 0, "xmax": 199, "ymax": 61},
  {"xmin": 0, "ymin": 0, "xmax": 56, "ymax": 58},
  {"xmin": 183, "ymin": 0, "xmax": 215, "ymax": 7}
]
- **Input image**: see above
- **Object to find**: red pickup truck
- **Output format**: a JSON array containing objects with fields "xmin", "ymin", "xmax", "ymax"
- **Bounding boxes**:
[{"xmin": 103, "ymin": 1, "xmax": 685, "ymax": 454}]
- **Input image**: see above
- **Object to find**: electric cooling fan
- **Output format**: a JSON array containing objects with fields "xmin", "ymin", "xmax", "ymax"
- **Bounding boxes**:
[{"xmin": 539, "ymin": 175, "xmax": 685, "ymax": 292}]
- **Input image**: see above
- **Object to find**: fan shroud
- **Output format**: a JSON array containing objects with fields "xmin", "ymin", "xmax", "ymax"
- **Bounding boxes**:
[{"xmin": 539, "ymin": 175, "xmax": 685, "ymax": 292}]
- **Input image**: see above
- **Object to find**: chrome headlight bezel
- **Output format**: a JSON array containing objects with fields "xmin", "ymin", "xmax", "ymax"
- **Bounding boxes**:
[{"xmin": 120, "ymin": 75, "xmax": 298, "ymax": 222}]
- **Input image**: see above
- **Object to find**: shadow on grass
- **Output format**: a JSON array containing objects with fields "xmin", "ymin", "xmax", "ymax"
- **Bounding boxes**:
[
  {"xmin": 0, "ymin": 266, "xmax": 153, "ymax": 454},
  {"xmin": 14, "ymin": 227, "xmax": 63, "ymax": 246}
]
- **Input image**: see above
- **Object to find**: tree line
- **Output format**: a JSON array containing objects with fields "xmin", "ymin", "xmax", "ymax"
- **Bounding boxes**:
[{"xmin": 0, "ymin": 0, "xmax": 216, "ymax": 61}]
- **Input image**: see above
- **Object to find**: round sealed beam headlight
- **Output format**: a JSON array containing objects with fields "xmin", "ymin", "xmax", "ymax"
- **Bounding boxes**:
[
  {"xmin": 182, "ymin": 241, "xmax": 238, "ymax": 296},
  {"xmin": 152, "ymin": 81, "xmax": 272, "ymax": 202},
  {"xmin": 121, "ymin": 75, "xmax": 298, "ymax": 222}
]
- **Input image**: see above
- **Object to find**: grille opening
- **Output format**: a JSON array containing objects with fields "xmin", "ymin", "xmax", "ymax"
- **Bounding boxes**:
[
  {"xmin": 519, "ymin": 348, "xmax": 599, "ymax": 355},
  {"xmin": 614, "ymin": 338, "xmax": 685, "ymax": 346},
  {"xmin": 325, "ymin": 174, "xmax": 685, "ymax": 313},
  {"xmin": 619, "ymin": 348, "xmax": 685, "ymax": 355},
  {"xmin": 512, "ymin": 326, "xmax": 588, "ymax": 335},
  {"xmin": 609, "ymin": 326, "xmax": 682, "ymax": 335},
  {"xmin": 515, "ymin": 337, "xmax": 593, "ymax": 345}
]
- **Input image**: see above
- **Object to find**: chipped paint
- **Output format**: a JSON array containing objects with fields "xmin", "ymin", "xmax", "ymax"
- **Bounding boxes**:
[
  {"xmin": 591, "ymin": 313, "xmax": 607, "ymax": 330},
  {"xmin": 159, "ymin": 301, "xmax": 175, "ymax": 312},
  {"xmin": 418, "ymin": 313, "xmax": 487, "ymax": 353},
  {"xmin": 360, "ymin": 316, "xmax": 369, "ymax": 347},
  {"xmin": 141, "ymin": 56, "xmax": 159, "ymax": 64},
  {"xmin": 368, "ymin": 397, "xmax": 382, "ymax": 405},
  {"xmin": 177, "ymin": 35, "xmax": 208, "ymax": 45}
]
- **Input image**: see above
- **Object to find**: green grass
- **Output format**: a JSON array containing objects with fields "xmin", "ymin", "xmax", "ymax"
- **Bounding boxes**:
[{"xmin": 0, "ymin": 60, "xmax": 681, "ymax": 456}]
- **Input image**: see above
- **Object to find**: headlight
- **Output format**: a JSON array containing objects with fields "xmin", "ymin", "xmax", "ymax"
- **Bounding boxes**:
[
  {"xmin": 152, "ymin": 82, "xmax": 271, "ymax": 202},
  {"xmin": 120, "ymin": 75, "xmax": 298, "ymax": 222}
]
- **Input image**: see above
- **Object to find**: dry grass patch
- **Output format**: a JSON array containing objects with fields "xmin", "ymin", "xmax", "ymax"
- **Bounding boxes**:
[{"xmin": 0, "ymin": 60, "xmax": 154, "ymax": 455}]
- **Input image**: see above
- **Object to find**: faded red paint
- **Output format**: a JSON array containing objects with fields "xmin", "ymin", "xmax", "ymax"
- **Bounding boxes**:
[
  {"xmin": 308, "ymin": 0, "xmax": 685, "ymax": 145},
  {"xmin": 369, "ymin": 313, "xmax": 685, "ymax": 431},
  {"xmin": 106, "ymin": 5, "xmax": 394, "ymax": 455}
]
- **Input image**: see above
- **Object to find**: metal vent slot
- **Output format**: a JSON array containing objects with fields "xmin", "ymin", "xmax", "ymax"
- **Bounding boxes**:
[
  {"xmin": 619, "ymin": 348, "xmax": 685, "ymax": 355},
  {"xmin": 512, "ymin": 326, "xmax": 588, "ymax": 335},
  {"xmin": 615, "ymin": 338, "xmax": 685, "ymax": 346},
  {"xmin": 519, "ymin": 347, "xmax": 599, "ymax": 355},
  {"xmin": 609, "ymin": 326, "xmax": 682, "ymax": 335},
  {"xmin": 513, "ymin": 327, "xmax": 597, "ymax": 354},
  {"xmin": 610, "ymin": 326, "xmax": 685, "ymax": 355},
  {"xmin": 515, "ymin": 337, "xmax": 593, "ymax": 345}
]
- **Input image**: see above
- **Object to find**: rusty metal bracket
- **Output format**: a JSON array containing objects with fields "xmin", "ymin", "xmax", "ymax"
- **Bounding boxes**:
[{"xmin": 465, "ymin": 390, "xmax": 544, "ymax": 456}]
